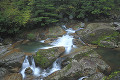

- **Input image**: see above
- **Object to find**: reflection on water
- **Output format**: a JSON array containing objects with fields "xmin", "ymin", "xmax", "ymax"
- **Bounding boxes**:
[
  {"xmin": 94, "ymin": 48, "xmax": 120, "ymax": 71},
  {"xmin": 16, "ymin": 41, "xmax": 51, "ymax": 53}
]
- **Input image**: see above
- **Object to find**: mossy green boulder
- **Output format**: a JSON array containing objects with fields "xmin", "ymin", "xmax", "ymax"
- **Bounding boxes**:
[
  {"xmin": 33, "ymin": 47, "xmax": 65, "ymax": 68},
  {"xmin": 76, "ymin": 23, "xmax": 119, "ymax": 48}
]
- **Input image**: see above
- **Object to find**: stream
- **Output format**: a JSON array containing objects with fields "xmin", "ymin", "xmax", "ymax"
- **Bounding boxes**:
[
  {"xmin": 20, "ymin": 25, "xmax": 85, "ymax": 79},
  {"xmin": 19, "ymin": 25, "xmax": 120, "ymax": 80}
]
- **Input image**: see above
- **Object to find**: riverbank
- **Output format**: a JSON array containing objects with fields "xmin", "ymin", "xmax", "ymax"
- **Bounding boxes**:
[{"xmin": 0, "ymin": 21, "xmax": 120, "ymax": 80}]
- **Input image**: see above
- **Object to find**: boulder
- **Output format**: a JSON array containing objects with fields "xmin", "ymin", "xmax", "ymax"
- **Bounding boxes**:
[
  {"xmin": 25, "ymin": 67, "xmax": 33, "ymax": 75},
  {"xmin": 44, "ymin": 38, "xmax": 57, "ymax": 44},
  {"xmin": 0, "ymin": 68, "xmax": 8, "ymax": 80},
  {"xmin": 0, "ymin": 51, "xmax": 25, "ymax": 69},
  {"xmin": 44, "ymin": 47, "xmax": 110, "ymax": 80},
  {"xmin": 45, "ymin": 26, "xmax": 66, "ymax": 38},
  {"xmin": 0, "ymin": 45, "xmax": 10, "ymax": 55},
  {"xmin": 4, "ymin": 73, "xmax": 22, "ymax": 80},
  {"xmin": 34, "ymin": 47, "xmax": 65, "ymax": 68},
  {"xmin": 76, "ymin": 23, "xmax": 119, "ymax": 48},
  {"xmin": 104, "ymin": 71, "xmax": 120, "ymax": 80},
  {"xmin": 86, "ymin": 72, "xmax": 105, "ymax": 80}
]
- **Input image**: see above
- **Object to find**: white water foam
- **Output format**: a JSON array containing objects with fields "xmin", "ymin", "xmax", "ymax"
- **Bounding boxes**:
[
  {"xmin": 21, "ymin": 56, "xmax": 61, "ymax": 79},
  {"xmin": 40, "ymin": 40, "xmax": 45, "ymax": 43},
  {"xmin": 51, "ymin": 35, "xmax": 74, "ymax": 53},
  {"xmin": 78, "ymin": 76, "xmax": 88, "ymax": 80},
  {"xmin": 40, "ymin": 25, "xmax": 84, "ymax": 53},
  {"xmin": 21, "ymin": 25, "xmax": 84, "ymax": 79},
  {"xmin": 20, "ymin": 56, "xmax": 40, "ymax": 79}
]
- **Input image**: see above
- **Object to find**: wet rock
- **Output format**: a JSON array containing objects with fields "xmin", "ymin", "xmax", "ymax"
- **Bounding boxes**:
[
  {"xmin": 0, "ymin": 43, "xmax": 2, "ymax": 46},
  {"xmin": 0, "ymin": 51, "xmax": 25, "ymax": 69},
  {"xmin": 0, "ymin": 68, "xmax": 8, "ymax": 80},
  {"xmin": 99, "ymin": 40, "xmax": 118, "ymax": 48},
  {"xmin": 8, "ymin": 40, "xmax": 23, "ymax": 50},
  {"xmin": 25, "ymin": 67, "xmax": 33, "ymax": 75},
  {"xmin": 9, "ymin": 67, "xmax": 20, "ymax": 73},
  {"xmin": 0, "ymin": 45, "xmax": 10, "ymax": 55},
  {"xmin": 4, "ymin": 73, "xmax": 22, "ymax": 80},
  {"xmin": 44, "ymin": 47, "xmax": 110, "ymax": 80},
  {"xmin": 73, "ymin": 39, "xmax": 84, "ymax": 47},
  {"xmin": 22, "ymin": 40, "xmax": 30, "ymax": 44},
  {"xmin": 45, "ymin": 57, "xmax": 110, "ymax": 80},
  {"xmin": 44, "ymin": 38, "xmax": 57, "ymax": 43},
  {"xmin": 76, "ymin": 23, "xmax": 119, "ymax": 48},
  {"xmin": 104, "ymin": 71, "xmax": 120, "ymax": 80},
  {"xmin": 34, "ymin": 47, "xmax": 65, "ymax": 68},
  {"xmin": 86, "ymin": 72, "xmax": 104, "ymax": 80},
  {"xmin": 45, "ymin": 26, "xmax": 66, "ymax": 38}
]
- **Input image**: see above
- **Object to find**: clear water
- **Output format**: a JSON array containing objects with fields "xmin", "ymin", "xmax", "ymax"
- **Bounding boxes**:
[
  {"xmin": 20, "ymin": 25, "xmax": 84, "ymax": 79},
  {"xmin": 94, "ymin": 48, "xmax": 120, "ymax": 71},
  {"xmin": 16, "ymin": 41, "xmax": 51, "ymax": 53}
]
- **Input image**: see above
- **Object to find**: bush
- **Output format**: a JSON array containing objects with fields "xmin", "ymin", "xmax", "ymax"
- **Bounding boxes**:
[{"xmin": 27, "ymin": 33, "xmax": 35, "ymax": 40}]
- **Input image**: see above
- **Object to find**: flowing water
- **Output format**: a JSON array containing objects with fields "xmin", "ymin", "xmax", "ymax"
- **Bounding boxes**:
[
  {"xmin": 20, "ymin": 25, "xmax": 84, "ymax": 79},
  {"xmin": 21, "ymin": 56, "xmax": 62, "ymax": 79},
  {"xmin": 20, "ymin": 56, "xmax": 40, "ymax": 78}
]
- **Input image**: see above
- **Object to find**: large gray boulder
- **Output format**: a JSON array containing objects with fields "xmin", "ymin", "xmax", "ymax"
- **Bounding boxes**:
[
  {"xmin": 0, "ymin": 51, "xmax": 25, "ymax": 69},
  {"xmin": 4, "ymin": 73, "xmax": 22, "ymax": 80},
  {"xmin": 0, "ymin": 68, "xmax": 8, "ymax": 80},
  {"xmin": 34, "ymin": 47, "xmax": 65, "ymax": 68},
  {"xmin": 76, "ymin": 23, "xmax": 119, "ymax": 48},
  {"xmin": 45, "ymin": 26, "xmax": 66, "ymax": 38},
  {"xmin": 44, "ymin": 47, "xmax": 110, "ymax": 80}
]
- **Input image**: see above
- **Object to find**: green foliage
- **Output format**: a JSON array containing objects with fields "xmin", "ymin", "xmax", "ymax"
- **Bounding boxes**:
[
  {"xmin": 0, "ymin": 0, "xmax": 119, "ymax": 35},
  {"xmin": 103, "ymin": 71, "xmax": 120, "ymax": 80},
  {"xmin": 27, "ymin": 33, "xmax": 35, "ymax": 40},
  {"xmin": 31, "ymin": 0, "xmax": 59, "ymax": 26},
  {"xmin": 0, "ymin": 0, "xmax": 32, "ymax": 34}
]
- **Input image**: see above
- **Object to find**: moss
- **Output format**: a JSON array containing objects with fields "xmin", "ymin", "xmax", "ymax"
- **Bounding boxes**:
[
  {"xmin": 91, "ymin": 31, "xmax": 119, "ymax": 47},
  {"xmin": 66, "ymin": 63, "xmax": 72, "ymax": 71},
  {"xmin": 51, "ymin": 54, "xmax": 55, "ymax": 57},
  {"xmin": 89, "ymin": 33, "xmax": 95, "ymax": 36},
  {"xmin": 33, "ymin": 52, "xmax": 49, "ymax": 68},
  {"xmin": 103, "ymin": 71, "xmax": 120, "ymax": 80},
  {"xmin": 33, "ymin": 48, "xmax": 57, "ymax": 68},
  {"xmin": 74, "ymin": 50, "xmax": 94, "ymax": 60}
]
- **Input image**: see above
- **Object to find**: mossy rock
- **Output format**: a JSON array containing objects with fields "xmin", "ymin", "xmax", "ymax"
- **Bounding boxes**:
[
  {"xmin": 76, "ymin": 23, "xmax": 119, "ymax": 48},
  {"xmin": 103, "ymin": 71, "xmax": 120, "ymax": 80},
  {"xmin": 33, "ymin": 47, "xmax": 65, "ymax": 68}
]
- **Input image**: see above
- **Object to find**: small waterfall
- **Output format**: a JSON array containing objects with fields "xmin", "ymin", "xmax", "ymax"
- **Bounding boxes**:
[
  {"xmin": 20, "ymin": 25, "xmax": 84, "ymax": 79},
  {"xmin": 51, "ymin": 26, "xmax": 76, "ymax": 53},
  {"xmin": 51, "ymin": 35, "xmax": 74, "ymax": 53},
  {"xmin": 40, "ymin": 25, "xmax": 84, "ymax": 53},
  {"xmin": 30, "ymin": 57, "xmax": 40, "ymax": 76},
  {"xmin": 21, "ymin": 57, "xmax": 62, "ymax": 79},
  {"xmin": 49, "ymin": 58, "xmax": 61, "ymax": 74},
  {"xmin": 21, "ymin": 56, "xmax": 30, "ymax": 78},
  {"xmin": 20, "ymin": 56, "xmax": 40, "ymax": 79},
  {"xmin": 78, "ymin": 76, "xmax": 88, "ymax": 80}
]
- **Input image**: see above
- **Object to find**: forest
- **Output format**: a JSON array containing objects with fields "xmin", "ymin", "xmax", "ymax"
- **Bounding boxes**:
[{"xmin": 0, "ymin": 0, "xmax": 120, "ymax": 36}]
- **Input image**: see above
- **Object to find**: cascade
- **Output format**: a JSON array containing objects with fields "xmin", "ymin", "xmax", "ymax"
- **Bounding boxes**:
[
  {"xmin": 20, "ymin": 25, "xmax": 84, "ymax": 79},
  {"xmin": 20, "ymin": 56, "xmax": 40, "ymax": 79}
]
